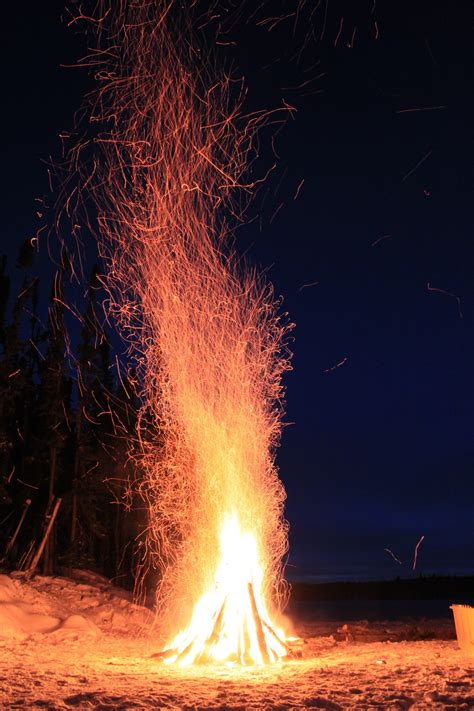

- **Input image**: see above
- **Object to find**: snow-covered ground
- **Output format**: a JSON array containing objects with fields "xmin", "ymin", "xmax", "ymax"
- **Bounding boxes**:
[{"xmin": 0, "ymin": 572, "xmax": 473, "ymax": 709}]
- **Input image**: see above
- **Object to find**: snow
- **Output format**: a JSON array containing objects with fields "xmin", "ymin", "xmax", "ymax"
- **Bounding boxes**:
[{"xmin": 0, "ymin": 573, "xmax": 473, "ymax": 709}]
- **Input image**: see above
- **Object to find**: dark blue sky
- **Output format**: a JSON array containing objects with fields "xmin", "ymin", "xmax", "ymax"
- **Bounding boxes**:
[{"xmin": 2, "ymin": 1, "xmax": 473, "ymax": 582}]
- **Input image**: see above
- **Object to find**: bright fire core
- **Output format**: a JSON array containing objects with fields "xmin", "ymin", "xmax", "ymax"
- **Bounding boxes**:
[{"xmin": 160, "ymin": 513, "xmax": 289, "ymax": 665}]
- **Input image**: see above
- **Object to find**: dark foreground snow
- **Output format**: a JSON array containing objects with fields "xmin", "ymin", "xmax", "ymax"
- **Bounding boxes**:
[{"xmin": 0, "ymin": 573, "xmax": 473, "ymax": 709}]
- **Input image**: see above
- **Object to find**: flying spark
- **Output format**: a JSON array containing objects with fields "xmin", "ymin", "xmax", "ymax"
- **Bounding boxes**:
[
  {"xmin": 323, "ymin": 356, "xmax": 348, "ymax": 374},
  {"xmin": 412, "ymin": 535, "xmax": 425, "ymax": 571}
]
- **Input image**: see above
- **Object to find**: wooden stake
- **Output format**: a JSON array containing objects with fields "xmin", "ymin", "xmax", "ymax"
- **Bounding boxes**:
[
  {"xmin": 4, "ymin": 498, "xmax": 31, "ymax": 557},
  {"xmin": 196, "ymin": 597, "xmax": 227, "ymax": 664},
  {"xmin": 18, "ymin": 539, "xmax": 36, "ymax": 571},
  {"xmin": 242, "ymin": 617, "xmax": 252, "ymax": 665},
  {"xmin": 247, "ymin": 582, "xmax": 270, "ymax": 664},
  {"xmin": 175, "ymin": 639, "xmax": 195, "ymax": 665},
  {"xmin": 262, "ymin": 619, "xmax": 293, "ymax": 657},
  {"xmin": 25, "ymin": 498, "xmax": 62, "ymax": 580}
]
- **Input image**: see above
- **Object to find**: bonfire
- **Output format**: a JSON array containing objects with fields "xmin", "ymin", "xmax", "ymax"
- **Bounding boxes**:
[{"xmin": 72, "ymin": 0, "xmax": 294, "ymax": 665}]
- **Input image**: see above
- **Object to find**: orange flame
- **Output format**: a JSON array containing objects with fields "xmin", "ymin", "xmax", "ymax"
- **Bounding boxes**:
[
  {"xmin": 71, "ymin": 1, "xmax": 293, "ymax": 662},
  {"xmin": 162, "ymin": 512, "xmax": 289, "ymax": 665}
]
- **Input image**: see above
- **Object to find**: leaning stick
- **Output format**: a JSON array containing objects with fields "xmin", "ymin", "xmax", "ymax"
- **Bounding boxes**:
[
  {"xmin": 18, "ymin": 539, "xmax": 36, "ymax": 571},
  {"xmin": 25, "ymin": 498, "xmax": 62, "ymax": 579},
  {"xmin": 196, "ymin": 597, "xmax": 227, "ymax": 664},
  {"xmin": 242, "ymin": 617, "xmax": 252, "ymax": 665},
  {"xmin": 247, "ymin": 582, "xmax": 270, "ymax": 664},
  {"xmin": 5, "ymin": 498, "xmax": 31, "ymax": 557},
  {"xmin": 262, "ymin": 619, "xmax": 293, "ymax": 657},
  {"xmin": 175, "ymin": 639, "xmax": 195, "ymax": 665}
]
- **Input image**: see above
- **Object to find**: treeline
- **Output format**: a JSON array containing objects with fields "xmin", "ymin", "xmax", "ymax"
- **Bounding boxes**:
[
  {"xmin": 290, "ymin": 576, "xmax": 474, "ymax": 602},
  {"xmin": 0, "ymin": 241, "xmax": 144, "ymax": 586}
]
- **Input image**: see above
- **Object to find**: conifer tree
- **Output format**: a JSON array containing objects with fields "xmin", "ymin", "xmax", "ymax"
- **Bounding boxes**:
[
  {"xmin": 39, "ymin": 254, "xmax": 71, "ymax": 572},
  {"xmin": 0, "ymin": 242, "xmax": 43, "ymax": 562},
  {"xmin": 0, "ymin": 256, "xmax": 12, "ymax": 513},
  {"xmin": 70, "ymin": 267, "xmax": 113, "ymax": 570}
]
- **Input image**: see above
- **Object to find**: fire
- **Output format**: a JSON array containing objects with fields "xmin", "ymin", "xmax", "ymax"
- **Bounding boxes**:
[
  {"xmin": 67, "ymin": 0, "xmax": 294, "ymax": 665},
  {"xmin": 160, "ymin": 512, "xmax": 289, "ymax": 665}
]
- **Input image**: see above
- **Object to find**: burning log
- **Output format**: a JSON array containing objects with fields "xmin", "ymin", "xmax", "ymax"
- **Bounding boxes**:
[
  {"xmin": 196, "ymin": 597, "xmax": 227, "ymax": 664},
  {"xmin": 248, "ymin": 583, "xmax": 270, "ymax": 664},
  {"xmin": 262, "ymin": 619, "xmax": 294, "ymax": 658},
  {"xmin": 175, "ymin": 640, "xmax": 195, "ymax": 666},
  {"xmin": 241, "ymin": 619, "xmax": 253, "ymax": 666},
  {"xmin": 154, "ymin": 522, "xmax": 299, "ymax": 667}
]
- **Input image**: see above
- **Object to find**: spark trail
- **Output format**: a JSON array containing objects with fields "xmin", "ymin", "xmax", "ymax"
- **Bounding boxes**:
[{"xmin": 70, "ymin": 1, "xmax": 292, "ymax": 662}]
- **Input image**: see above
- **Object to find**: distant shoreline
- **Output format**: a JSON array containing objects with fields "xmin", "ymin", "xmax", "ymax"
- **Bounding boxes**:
[{"xmin": 289, "ymin": 575, "xmax": 474, "ymax": 602}]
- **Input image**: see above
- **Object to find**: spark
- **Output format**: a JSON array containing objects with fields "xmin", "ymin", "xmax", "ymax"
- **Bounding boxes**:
[
  {"xmin": 66, "ymin": 7, "xmax": 111, "ymax": 27},
  {"xmin": 294, "ymin": 178, "xmax": 305, "ymax": 200},
  {"xmin": 299, "ymin": 280, "xmax": 319, "ymax": 292},
  {"xmin": 282, "ymin": 99, "xmax": 298, "ymax": 116},
  {"xmin": 426, "ymin": 282, "xmax": 463, "ymax": 319},
  {"xmin": 257, "ymin": 13, "xmax": 296, "ymax": 33},
  {"xmin": 53, "ymin": 297, "xmax": 84, "ymax": 324},
  {"xmin": 62, "ymin": 401, "xmax": 72, "ymax": 433},
  {"xmin": 384, "ymin": 548, "xmax": 402, "ymax": 565},
  {"xmin": 371, "ymin": 234, "xmax": 391, "ymax": 247},
  {"xmin": 347, "ymin": 26, "xmax": 356, "ymax": 49},
  {"xmin": 401, "ymin": 149, "xmax": 433, "ymax": 182},
  {"xmin": 323, "ymin": 356, "xmax": 348, "ymax": 373},
  {"xmin": 334, "ymin": 17, "xmax": 344, "ymax": 47},
  {"xmin": 319, "ymin": 0, "xmax": 328, "ymax": 41},
  {"xmin": 82, "ymin": 406, "xmax": 100, "ymax": 426},
  {"xmin": 0, "ymin": 510, "xmax": 14, "ymax": 527},
  {"xmin": 281, "ymin": 75, "xmax": 325, "ymax": 91},
  {"xmin": 396, "ymin": 106, "xmax": 445, "ymax": 114},
  {"xmin": 16, "ymin": 478, "xmax": 39, "ymax": 491},
  {"xmin": 17, "ymin": 278, "xmax": 39, "ymax": 301},
  {"xmin": 270, "ymin": 201, "xmax": 285, "ymax": 224},
  {"xmin": 274, "ymin": 166, "xmax": 288, "ymax": 196},
  {"xmin": 115, "ymin": 355, "xmax": 130, "ymax": 400},
  {"xmin": 271, "ymin": 135, "xmax": 280, "ymax": 159},
  {"xmin": 412, "ymin": 535, "xmax": 425, "ymax": 571}
]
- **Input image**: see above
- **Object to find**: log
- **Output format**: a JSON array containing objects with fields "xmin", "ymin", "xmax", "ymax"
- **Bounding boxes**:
[
  {"xmin": 262, "ymin": 619, "xmax": 293, "ymax": 657},
  {"xmin": 175, "ymin": 639, "xmax": 195, "ymax": 665},
  {"xmin": 25, "ymin": 498, "xmax": 62, "ymax": 579},
  {"xmin": 18, "ymin": 539, "xmax": 36, "ymax": 571},
  {"xmin": 242, "ymin": 617, "xmax": 252, "ymax": 665},
  {"xmin": 196, "ymin": 596, "xmax": 227, "ymax": 664},
  {"xmin": 4, "ymin": 498, "xmax": 31, "ymax": 557},
  {"xmin": 247, "ymin": 582, "xmax": 270, "ymax": 663}
]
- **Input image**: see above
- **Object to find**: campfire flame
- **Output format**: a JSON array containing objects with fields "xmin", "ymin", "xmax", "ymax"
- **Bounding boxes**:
[
  {"xmin": 69, "ymin": 0, "xmax": 293, "ymax": 665},
  {"xmin": 159, "ymin": 512, "xmax": 290, "ymax": 665}
]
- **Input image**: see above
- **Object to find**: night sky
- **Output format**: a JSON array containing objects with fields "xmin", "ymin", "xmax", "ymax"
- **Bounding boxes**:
[{"xmin": 2, "ymin": 1, "xmax": 473, "ymax": 582}]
